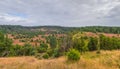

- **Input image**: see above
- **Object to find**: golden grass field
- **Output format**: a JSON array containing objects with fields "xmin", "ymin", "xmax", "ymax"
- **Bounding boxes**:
[{"xmin": 0, "ymin": 50, "xmax": 119, "ymax": 69}]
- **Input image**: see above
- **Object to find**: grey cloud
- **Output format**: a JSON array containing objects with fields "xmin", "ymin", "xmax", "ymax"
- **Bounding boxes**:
[{"xmin": 0, "ymin": 0, "xmax": 120, "ymax": 26}]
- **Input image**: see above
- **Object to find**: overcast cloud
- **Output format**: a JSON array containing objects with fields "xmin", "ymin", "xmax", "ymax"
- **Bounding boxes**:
[{"xmin": 0, "ymin": 0, "xmax": 120, "ymax": 27}]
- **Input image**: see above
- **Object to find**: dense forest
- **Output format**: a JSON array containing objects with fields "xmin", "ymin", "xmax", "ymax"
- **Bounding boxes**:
[{"xmin": 0, "ymin": 25, "xmax": 120, "ymax": 34}]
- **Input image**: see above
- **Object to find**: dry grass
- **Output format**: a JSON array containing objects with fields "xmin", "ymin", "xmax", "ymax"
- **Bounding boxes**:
[{"xmin": 0, "ymin": 50, "xmax": 120, "ymax": 69}]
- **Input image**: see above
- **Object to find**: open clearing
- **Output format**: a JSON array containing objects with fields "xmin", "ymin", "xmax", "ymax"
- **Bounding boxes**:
[{"xmin": 0, "ymin": 50, "xmax": 119, "ymax": 69}]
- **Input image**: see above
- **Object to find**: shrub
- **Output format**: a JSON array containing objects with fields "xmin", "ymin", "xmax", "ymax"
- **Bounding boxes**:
[
  {"xmin": 35, "ymin": 53, "xmax": 42, "ymax": 59},
  {"xmin": 67, "ymin": 49, "xmax": 80, "ymax": 61},
  {"xmin": 42, "ymin": 53, "xmax": 49, "ymax": 59},
  {"xmin": 47, "ymin": 49, "xmax": 54, "ymax": 57}
]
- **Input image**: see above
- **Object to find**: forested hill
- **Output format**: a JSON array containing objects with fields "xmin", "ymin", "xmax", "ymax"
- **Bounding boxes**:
[{"xmin": 0, "ymin": 25, "xmax": 120, "ymax": 34}]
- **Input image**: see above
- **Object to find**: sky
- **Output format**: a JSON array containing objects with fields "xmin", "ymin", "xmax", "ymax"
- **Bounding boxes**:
[{"xmin": 0, "ymin": 0, "xmax": 120, "ymax": 27}]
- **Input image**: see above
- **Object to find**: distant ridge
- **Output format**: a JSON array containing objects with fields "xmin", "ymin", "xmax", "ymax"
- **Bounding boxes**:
[{"xmin": 0, "ymin": 25, "xmax": 120, "ymax": 34}]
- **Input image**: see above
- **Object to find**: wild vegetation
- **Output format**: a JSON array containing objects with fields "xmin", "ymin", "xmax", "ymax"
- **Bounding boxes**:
[
  {"xmin": 0, "ymin": 25, "xmax": 120, "ymax": 69},
  {"xmin": 0, "ymin": 50, "xmax": 119, "ymax": 69}
]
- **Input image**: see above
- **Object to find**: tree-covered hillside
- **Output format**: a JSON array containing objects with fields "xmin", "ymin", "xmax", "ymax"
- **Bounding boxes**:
[{"xmin": 0, "ymin": 25, "xmax": 120, "ymax": 34}]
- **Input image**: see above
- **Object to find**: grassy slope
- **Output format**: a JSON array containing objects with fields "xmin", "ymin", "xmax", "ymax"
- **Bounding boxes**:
[{"xmin": 0, "ymin": 50, "xmax": 119, "ymax": 69}]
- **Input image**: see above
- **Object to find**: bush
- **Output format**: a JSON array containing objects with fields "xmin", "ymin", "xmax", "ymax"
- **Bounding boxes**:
[
  {"xmin": 42, "ymin": 53, "xmax": 49, "ymax": 59},
  {"xmin": 35, "ymin": 53, "xmax": 50, "ymax": 59},
  {"xmin": 47, "ymin": 49, "xmax": 54, "ymax": 57},
  {"xmin": 67, "ymin": 49, "xmax": 80, "ymax": 61},
  {"xmin": 35, "ymin": 53, "xmax": 42, "ymax": 59}
]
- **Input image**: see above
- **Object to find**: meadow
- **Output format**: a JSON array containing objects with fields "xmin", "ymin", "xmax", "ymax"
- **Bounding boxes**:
[{"xmin": 0, "ymin": 50, "xmax": 119, "ymax": 69}]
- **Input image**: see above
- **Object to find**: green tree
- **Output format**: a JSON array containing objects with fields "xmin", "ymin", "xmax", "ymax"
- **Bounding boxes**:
[
  {"xmin": 72, "ymin": 33, "xmax": 89, "ymax": 53},
  {"xmin": 88, "ymin": 37, "xmax": 98, "ymax": 51},
  {"xmin": 49, "ymin": 35, "xmax": 57, "ymax": 49},
  {"xmin": 37, "ymin": 43, "xmax": 48, "ymax": 53}
]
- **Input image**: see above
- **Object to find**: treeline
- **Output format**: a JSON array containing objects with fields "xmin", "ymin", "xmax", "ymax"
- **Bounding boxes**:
[
  {"xmin": 99, "ymin": 35, "xmax": 120, "ymax": 50},
  {"xmin": 0, "ymin": 25, "xmax": 66, "ymax": 34},
  {"xmin": 88, "ymin": 35, "xmax": 120, "ymax": 51},
  {"xmin": 0, "ymin": 25, "xmax": 120, "ymax": 34},
  {"xmin": 71, "ymin": 32, "xmax": 120, "ymax": 52},
  {"xmin": 78, "ymin": 26, "xmax": 120, "ymax": 34}
]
